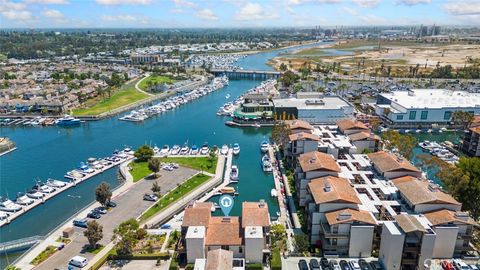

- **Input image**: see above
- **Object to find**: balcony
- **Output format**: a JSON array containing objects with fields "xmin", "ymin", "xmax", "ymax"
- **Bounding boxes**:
[{"xmin": 320, "ymin": 223, "xmax": 349, "ymax": 239}]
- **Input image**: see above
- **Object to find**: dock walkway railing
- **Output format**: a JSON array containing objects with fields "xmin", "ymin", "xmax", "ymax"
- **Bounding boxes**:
[{"xmin": 0, "ymin": 235, "xmax": 45, "ymax": 254}]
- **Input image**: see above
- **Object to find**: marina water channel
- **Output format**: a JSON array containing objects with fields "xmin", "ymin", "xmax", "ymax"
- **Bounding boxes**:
[{"xmin": 0, "ymin": 42, "xmax": 326, "ymax": 267}]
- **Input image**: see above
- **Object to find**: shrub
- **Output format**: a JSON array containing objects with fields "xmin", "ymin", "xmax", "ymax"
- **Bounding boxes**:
[
  {"xmin": 271, "ymin": 248, "xmax": 282, "ymax": 270},
  {"xmin": 246, "ymin": 263, "xmax": 263, "ymax": 270}
]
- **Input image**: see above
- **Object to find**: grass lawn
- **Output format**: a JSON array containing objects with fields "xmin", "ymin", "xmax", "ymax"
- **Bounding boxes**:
[
  {"xmin": 129, "ymin": 161, "xmax": 152, "ymax": 182},
  {"xmin": 138, "ymin": 75, "xmax": 176, "ymax": 91},
  {"xmin": 31, "ymin": 246, "xmax": 58, "ymax": 265},
  {"xmin": 140, "ymin": 173, "xmax": 211, "ymax": 221},
  {"xmin": 157, "ymin": 156, "xmax": 217, "ymax": 174},
  {"xmin": 72, "ymin": 86, "xmax": 148, "ymax": 116},
  {"xmin": 85, "ymin": 244, "xmax": 105, "ymax": 254}
]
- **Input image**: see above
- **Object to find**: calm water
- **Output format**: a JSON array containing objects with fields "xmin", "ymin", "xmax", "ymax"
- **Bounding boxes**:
[{"xmin": 0, "ymin": 42, "xmax": 326, "ymax": 267}]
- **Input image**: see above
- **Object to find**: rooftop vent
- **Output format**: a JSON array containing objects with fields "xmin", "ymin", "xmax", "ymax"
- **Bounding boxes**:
[
  {"xmin": 428, "ymin": 184, "xmax": 438, "ymax": 192},
  {"xmin": 250, "ymin": 227, "xmax": 257, "ymax": 235},
  {"xmin": 222, "ymin": 217, "xmax": 231, "ymax": 223},
  {"xmin": 324, "ymin": 182, "xmax": 331, "ymax": 192},
  {"xmin": 309, "ymin": 157, "xmax": 317, "ymax": 164},
  {"xmin": 193, "ymin": 228, "xmax": 198, "ymax": 233},
  {"xmin": 396, "ymin": 156, "xmax": 404, "ymax": 163},
  {"xmin": 337, "ymin": 212, "xmax": 352, "ymax": 221},
  {"xmin": 259, "ymin": 199, "xmax": 265, "ymax": 208},
  {"xmin": 454, "ymin": 212, "xmax": 469, "ymax": 221},
  {"xmin": 305, "ymin": 99, "xmax": 325, "ymax": 106}
]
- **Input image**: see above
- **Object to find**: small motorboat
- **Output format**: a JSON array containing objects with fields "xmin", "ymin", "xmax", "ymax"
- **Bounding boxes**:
[
  {"xmin": 160, "ymin": 145, "xmax": 170, "ymax": 155},
  {"xmin": 170, "ymin": 145, "xmax": 181, "ymax": 155},
  {"xmin": 232, "ymin": 143, "xmax": 240, "ymax": 155},
  {"xmin": 180, "ymin": 144, "xmax": 190, "ymax": 155},
  {"xmin": 33, "ymin": 183, "xmax": 56, "ymax": 194},
  {"xmin": 262, "ymin": 155, "xmax": 273, "ymax": 172},
  {"xmin": 191, "ymin": 145, "xmax": 199, "ymax": 155},
  {"xmin": 0, "ymin": 198, "xmax": 22, "ymax": 212},
  {"xmin": 220, "ymin": 187, "xmax": 235, "ymax": 194},
  {"xmin": 220, "ymin": 144, "xmax": 229, "ymax": 155},
  {"xmin": 271, "ymin": 189, "xmax": 278, "ymax": 197},
  {"xmin": 26, "ymin": 189, "xmax": 45, "ymax": 199},
  {"xmin": 46, "ymin": 179, "xmax": 67, "ymax": 188},
  {"xmin": 200, "ymin": 143, "xmax": 209, "ymax": 155},
  {"xmin": 16, "ymin": 193, "xmax": 35, "ymax": 205},
  {"xmin": 260, "ymin": 140, "xmax": 269, "ymax": 153},
  {"xmin": 230, "ymin": 165, "xmax": 239, "ymax": 181}
]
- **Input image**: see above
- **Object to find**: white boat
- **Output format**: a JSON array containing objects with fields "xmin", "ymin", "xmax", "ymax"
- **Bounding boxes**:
[
  {"xmin": 0, "ymin": 198, "xmax": 22, "ymax": 212},
  {"xmin": 0, "ymin": 211, "xmax": 8, "ymax": 220},
  {"xmin": 225, "ymin": 94, "xmax": 231, "ymax": 99},
  {"xmin": 230, "ymin": 165, "xmax": 239, "ymax": 181},
  {"xmin": 160, "ymin": 145, "xmax": 170, "ymax": 155},
  {"xmin": 271, "ymin": 189, "xmax": 278, "ymax": 197},
  {"xmin": 56, "ymin": 114, "xmax": 81, "ymax": 126},
  {"xmin": 180, "ymin": 144, "xmax": 190, "ymax": 155},
  {"xmin": 46, "ymin": 179, "xmax": 67, "ymax": 188},
  {"xmin": 260, "ymin": 140, "xmax": 269, "ymax": 153},
  {"xmin": 262, "ymin": 155, "xmax": 273, "ymax": 172},
  {"xmin": 16, "ymin": 193, "xmax": 34, "ymax": 205},
  {"xmin": 26, "ymin": 189, "xmax": 45, "ymax": 199},
  {"xmin": 170, "ymin": 145, "xmax": 181, "ymax": 155},
  {"xmin": 190, "ymin": 145, "xmax": 199, "ymax": 155},
  {"xmin": 220, "ymin": 144, "xmax": 229, "ymax": 155},
  {"xmin": 232, "ymin": 143, "xmax": 240, "ymax": 155},
  {"xmin": 200, "ymin": 143, "xmax": 209, "ymax": 155}
]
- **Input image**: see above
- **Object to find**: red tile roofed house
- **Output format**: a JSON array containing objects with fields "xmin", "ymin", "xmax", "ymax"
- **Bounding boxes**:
[
  {"xmin": 182, "ymin": 201, "xmax": 271, "ymax": 264},
  {"xmin": 424, "ymin": 209, "xmax": 477, "ymax": 258},
  {"xmin": 285, "ymin": 132, "xmax": 320, "ymax": 164},
  {"xmin": 461, "ymin": 125, "xmax": 480, "ymax": 157},
  {"xmin": 367, "ymin": 151, "xmax": 422, "ymax": 179},
  {"xmin": 336, "ymin": 119, "xmax": 369, "ymax": 135},
  {"xmin": 304, "ymin": 176, "xmax": 366, "ymax": 253},
  {"xmin": 284, "ymin": 119, "xmax": 314, "ymax": 134},
  {"xmin": 204, "ymin": 249, "xmax": 234, "ymax": 270},
  {"xmin": 391, "ymin": 176, "xmax": 461, "ymax": 213},
  {"xmin": 347, "ymin": 131, "xmax": 382, "ymax": 153},
  {"xmin": 296, "ymin": 151, "xmax": 341, "ymax": 206}
]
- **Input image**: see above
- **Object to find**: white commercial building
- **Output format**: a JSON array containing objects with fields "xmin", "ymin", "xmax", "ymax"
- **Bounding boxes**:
[{"xmin": 375, "ymin": 89, "xmax": 480, "ymax": 128}]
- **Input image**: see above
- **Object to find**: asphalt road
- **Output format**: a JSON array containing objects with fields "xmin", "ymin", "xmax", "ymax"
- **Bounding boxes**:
[{"xmin": 37, "ymin": 167, "xmax": 197, "ymax": 270}]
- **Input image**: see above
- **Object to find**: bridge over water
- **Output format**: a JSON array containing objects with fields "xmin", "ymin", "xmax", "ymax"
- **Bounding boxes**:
[
  {"xmin": 210, "ymin": 69, "xmax": 281, "ymax": 79},
  {"xmin": 0, "ymin": 235, "xmax": 45, "ymax": 254}
]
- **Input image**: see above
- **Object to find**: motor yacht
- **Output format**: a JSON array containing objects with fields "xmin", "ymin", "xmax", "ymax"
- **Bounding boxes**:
[
  {"xmin": 230, "ymin": 165, "xmax": 239, "ymax": 181},
  {"xmin": 16, "ymin": 193, "xmax": 34, "ymax": 205},
  {"xmin": 0, "ymin": 211, "xmax": 8, "ymax": 220},
  {"xmin": 225, "ymin": 94, "xmax": 231, "ymax": 99},
  {"xmin": 200, "ymin": 143, "xmax": 209, "ymax": 155},
  {"xmin": 220, "ymin": 144, "xmax": 229, "ymax": 155},
  {"xmin": 170, "ymin": 145, "xmax": 181, "ymax": 155},
  {"xmin": 64, "ymin": 170, "xmax": 85, "ymax": 180},
  {"xmin": 56, "ymin": 114, "xmax": 81, "ymax": 126},
  {"xmin": 160, "ymin": 145, "xmax": 170, "ymax": 155},
  {"xmin": 271, "ymin": 189, "xmax": 278, "ymax": 197},
  {"xmin": 260, "ymin": 140, "xmax": 269, "ymax": 153},
  {"xmin": 232, "ymin": 143, "xmax": 240, "ymax": 155},
  {"xmin": 33, "ymin": 183, "xmax": 56, "ymax": 194},
  {"xmin": 262, "ymin": 155, "xmax": 273, "ymax": 172},
  {"xmin": 0, "ymin": 198, "xmax": 22, "ymax": 212},
  {"xmin": 46, "ymin": 179, "xmax": 67, "ymax": 188},
  {"xmin": 190, "ymin": 145, "xmax": 199, "ymax": 155},
  {"xmin": 180, "ymin": 144, "xmax": 190, "ymax": 155}
]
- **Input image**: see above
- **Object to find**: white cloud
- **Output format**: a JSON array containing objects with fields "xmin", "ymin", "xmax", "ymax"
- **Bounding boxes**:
[
  {"xmin": 196, "ymin": 8, "xmax": 218, "ymax": 20},
  {"xmin": 25, "ymin": 0, "xmax": 69, "ymax": 4},
  {"xmin": 173, "ymin": 0, "xmax": 196, "ymax": 8},
  {"xmin": 235, "ymin": 2, "xmax": 279, "ymax": 20},
  {"xmin": 1, "ymin": 9, "xmax": 33, "ymax": 20},
  {"xmin": 443, "ymin": 1, "xmax": 480, "ymax": 16},
  {"xmin": 101, "ymin": 14, "xmax": 149, "ymax": 24},
  {"xmin": 287, "ymin": 0, "xmax": 341, "ymax": 5},
  {"xmin": 395, "ymin": 0, "xmax": 431, "ymax": 5},
  {"xmin": 170, "ymin": 8, "xmax": 184, "ymax": 13},
  {"xmin": 43, "ymin": 8, "xmax": 64, "ymax": 19},
  {"xmin": 0, "ymin": 0, "xmax": 26, "ymax": 11},
  {"xmin": 95, "ymin": 0, "xmax": 151, "ymax": 5},
  {"xmin": 352, "ymin": 0, "xmax": 382, "ymax": 8},
  {"xmin": 341, "ymin": 6, "xmax": 357, "ymax": 15},
  {"xmin": 358, "ymin": 14, "xmax": 386, "ymax": 24}
]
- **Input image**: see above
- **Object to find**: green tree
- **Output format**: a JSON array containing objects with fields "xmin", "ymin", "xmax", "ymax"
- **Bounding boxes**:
[
  {"xmin": 148, "ymin": 158, "xmax": 161, "ymax": 177},
  {"xmin": 293, "ymin": 233, "xmax": 309, "ymax": 254},
  {"xmin": 5, "ymin": 266, "xmax": 21, "ymax": 270},
  {"xmin": 134, "ymin": 145, "xmax": 154, "ymax": 162},
  {"xmin": 151, "ymin": 180, "xmax": 161, "ymax": 195},
  {"xmin": 279, "ymin": 71, "xmax": 299, "ymax": 87},
  {"xmin": 279, "ymin": 63, "xmax": 287, "ymax": 72},
  {"xmin": 452, "ymin": 111, "xmax": 474, "ymax": 129},
  {"xmin": 84, "ymin": 220, "xmax": 103, "ymax": 249},
  {"xmin": 95, "ymin": 182, "xmax": 112, "ymax": 207},
  {"xmin": 271, "ymin": 121, "xmax": 291, "ymax": 147},
  {"xmin": 381, "ymin": 130, "xmax": 417, "ymax": 159},
  {"xmin": 437, "ymin": 157, "xmax": 480, "ymax": 220},
  {"xmin": 271, "ymin": 224, "xmax": 287, "ymax": 251},
  {"xmin": 112, "ymin": 218, "xmax": 141, "ymax": 255}
]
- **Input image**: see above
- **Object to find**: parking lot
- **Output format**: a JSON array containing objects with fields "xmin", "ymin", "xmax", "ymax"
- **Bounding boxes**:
[
  {"xmin": 282, "ymin": 256, "xmax": 382, "ymax": 270},
  {"xmin": 36, "ymin": 166, "xmax": 197, "ymax": 270}
]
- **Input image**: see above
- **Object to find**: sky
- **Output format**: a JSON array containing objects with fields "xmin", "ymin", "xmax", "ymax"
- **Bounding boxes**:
[{"xmin": 0, "ymin": 0, "xmax": 479, "ymax": 28}]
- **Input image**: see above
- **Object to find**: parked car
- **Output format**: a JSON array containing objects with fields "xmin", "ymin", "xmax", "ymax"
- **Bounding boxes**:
[
  {"xmin": 359, "ymin": 259, "xmax": 371, "ymax": 270},
  {"xmin": 349, "ymin": 260, "xmax": 361, "ymax": 270},
  {"xmin": 69, "ymin": 255, "xmax": 88, "ymax": 268},
  {"xmin": 87, "ymin": 211, "xmax": 101, "ymax": 219},
  {"xmin": 369, "ymin": 261, "xmax": 383, "ymax": 270},
  {"xmin": 106, "ymin": 201, "xmax": 117, "ymax": 208},
  {"xmin": 160, "ymin": 224, "xmax": 172, "ymax": 229},
  {"xmin": 441, "ymin": 261, "xmax": 455, "ymax": 270},
  {"xmin": 94, "ymin": 207, "xmax": 107, "ymax": 214},
  {"xmin": 453, "ymin": 259, "xmax": 470, "ymax": 270},
  {"xmin": 73, "ymin": 218, "xmax": 88, "ymax": 228},
  {"xmin": 320, "ymin": 258, "xmax": 330, "ymax": 270},
  {"xmin": 299, "ymin": 259, "xmax": 309, "ymax": 270},
  {"xmin": 143, "ymin": 194, "xmax": 158, "ymax": 202},
  {"xmin": 340, "ymin": 260, "xmax": 351, "ymax": 270},
  {"xmin": 309, "ymin": 258, "xmax": 320, "ymax": 270},
  {"xmin": 330, "ymin": 260, "xmax": 341, "ymax": 270},
  {"xmin": 469, "ymin": 265, "xmax": 479, "ymax": 270}
]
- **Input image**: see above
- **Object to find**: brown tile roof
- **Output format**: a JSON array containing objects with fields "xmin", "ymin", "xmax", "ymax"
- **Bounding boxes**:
[
  {"xmin": 205, "ymin": 249, "xmax": 233, "ymax": 270},
  {"xmin": 367, "ymin": 151, "xmax": 420, "ymax": 173},
  {"xmin": 289, "ymin": 132, "xmax": 320, "ymax": 142},
  {"xmin": 395, "ymin": 214, "xmax": 427, "ymax": 233},
  {"xmin": 307, "ymin": 176, "xmax": 361, "ymax": 205},
  {"xmin": 205, "ymin": 217, "xmax": 243, "ymax": 246},
  {"xmin": 242, "ymin": 202, "xmax": 270, "ymax": 228},
  {"xmin": 182, "ymin": 202, "xmax": 213, "ymax": 227},
  {"xmin": 337, "ymin": 119, "xmax": 369, "ymax": 133},
  {"xmin": 325, "ymin": 208, "xmax": 376, "ymax": 225},
  {"xmin": 393, "ymin": 177, "xmax": 460, "ymax": 206},
  {"xmin": 348, "ymin": 131, "xmax": 381, "ymax": 142},
  {"xmin": 285, "ymin": 120, "xmax": 313, "ymax": 132},
  {"xmin": 298, "ymin": 151, "xmax": 340, "ymax": 172},
  {"xmin": 470, "ymin": 126, "xmax": 480, "ymax": 134},
  {"xmin": 424, "ymin": 209, "xmax": 477, "ymax": 226}
]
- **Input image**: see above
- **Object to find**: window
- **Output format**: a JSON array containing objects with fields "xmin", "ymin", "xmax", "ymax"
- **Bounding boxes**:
[
  {"xmin": 444, "ymin": 111, "xmax": 452, "ymax": 120},
  {"xmin": 239, "ymin": 246, "xmax": 243, "ymax": 253},
  {"xmin": 396, "ymin": 115, "xmax": 404, "ymax": 120},
  {"xmin": 421, "ymin": 111, "xmax": 428, "ymax": 120},
  {"xmin": 221, "ymin": 245, "xmax": 229, "ymax": 251},
  {"xmin": 409, "ymin": 111, "xmax": 416, "ymax": 120}
]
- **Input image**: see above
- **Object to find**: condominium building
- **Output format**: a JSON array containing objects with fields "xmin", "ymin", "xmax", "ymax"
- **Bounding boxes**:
[
  {"xmin": 181, "ymin": 201, "xmax": 271, "ymax": 264},
  {"xmin": 367, "ymin": 151, "xmax": 422, "ymax": 179},
  {"xmin": 462, "ymin": 126, "xmax": 480, "ymax": 157}
]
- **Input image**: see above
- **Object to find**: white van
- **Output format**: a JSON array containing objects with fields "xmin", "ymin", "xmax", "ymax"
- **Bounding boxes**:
[{"xmin": 69, "ymin": 255, "xmax": 88, "ymax": 268}]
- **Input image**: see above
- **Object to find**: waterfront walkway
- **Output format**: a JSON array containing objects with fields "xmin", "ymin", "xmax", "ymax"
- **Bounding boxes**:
[{"xmin": 134, "ymin": 73, "xmax": 154, "ymax": 97}]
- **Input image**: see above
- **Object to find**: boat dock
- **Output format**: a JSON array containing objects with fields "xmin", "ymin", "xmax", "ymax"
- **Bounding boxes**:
[{"xmin": 0, "ymin": 152, "xmax": 134, "ymax": 228}]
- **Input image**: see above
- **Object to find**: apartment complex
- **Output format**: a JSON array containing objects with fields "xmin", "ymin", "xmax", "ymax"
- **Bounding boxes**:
[
  {"xmin": 462, "ymin": 118, "xmax": 480, "ymax": 157},
  {"xmin": 285, "ymin": 120, "xmax": 476, "ymax": 270},
  {"xmin": 374, "ymin": 89, "xmax": 480, "ymax": 128},
  {"xmin": 180, "ymin": 201, "xmax": 271, "ymax": 265}
]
